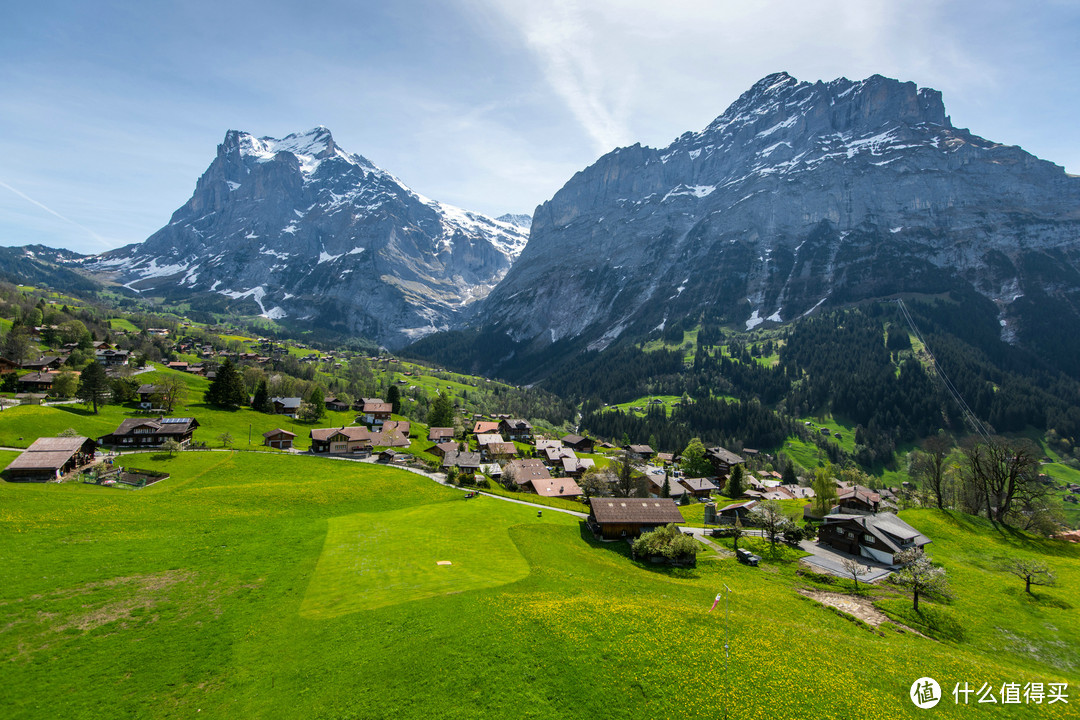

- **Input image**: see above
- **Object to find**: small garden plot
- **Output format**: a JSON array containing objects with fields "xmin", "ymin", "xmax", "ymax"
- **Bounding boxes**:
[{"xmin": 83, "ymin": 467, "xmax": 170, "ymax": 489}]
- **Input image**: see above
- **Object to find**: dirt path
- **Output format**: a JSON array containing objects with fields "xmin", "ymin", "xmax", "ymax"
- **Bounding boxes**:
[{"xmin": 796, "ymin": 588, "xmax": 930, "ymax": 639}]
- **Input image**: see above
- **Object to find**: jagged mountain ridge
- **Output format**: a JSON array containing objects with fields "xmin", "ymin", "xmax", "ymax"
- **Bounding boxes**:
[
  {"xmin": 475, "ymin": 72, "xmax": 1080, "ymax": 368},
  {"xmin": 87, "ymin": 127, "xmax": 528, "ymax": 348}
]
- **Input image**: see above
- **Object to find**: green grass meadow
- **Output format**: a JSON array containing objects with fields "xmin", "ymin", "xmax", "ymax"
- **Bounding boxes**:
[{"xmin": 1, "ymin": 449, "xmax": 1078, "ymax": 719}]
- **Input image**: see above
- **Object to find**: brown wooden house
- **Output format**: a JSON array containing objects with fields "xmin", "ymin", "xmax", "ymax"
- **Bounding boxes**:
[
  {"xmin": 99, "ymin": 417, "xmax": 199, "ymax": 448},
  {"xmin": 499, "ymin": 418, "xmax": 533, "ymax": 442},
  {"xmin": 560, "ymin": 434, "xmax": 594, "ymax": 453},
  {"xmin": 263, "ymin": 429, "xmax": 297, "ymax": 450},
  {"xmin": 819, "ymin": 513, "xmax": 931, "ymax": 564},
  {"xmin": 705, "ymin": 446, "xmax": 744, "ymax": 478},
  {"xmin": 588, "ymin": 498, "xmax": 685, "ymax": 540},
  {"xmin": 309, "ymin": 426, "xmax": 372, "ymax": 454},
  {"xmin": 3, "ymin": 436, "xmax": 97, "ymax": 482}
]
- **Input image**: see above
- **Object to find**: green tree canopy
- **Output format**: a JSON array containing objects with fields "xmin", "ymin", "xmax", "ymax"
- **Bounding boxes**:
[
  {"xmin": 428, "ymin": 393, "xmax": 454, "ymax": 428},
  {"xmin": 76, "ymin": 361, "xmax": 109, "ymax": 413},
  {"xmin": 680, "ymin": 438, "xmax": 711, "ymax": 478},
  {"xmin": 205, "ymin": 358, "xmax": 248, "ymax": 409}
]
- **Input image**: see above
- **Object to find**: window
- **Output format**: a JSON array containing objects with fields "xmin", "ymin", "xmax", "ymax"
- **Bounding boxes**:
[
  {"xmin": 846, "ymin": 530, "xmax": 855, "ymax": 538},
  {"xmin": 864, "ymin": 534, "xmax": 875, "ymax": 545}
]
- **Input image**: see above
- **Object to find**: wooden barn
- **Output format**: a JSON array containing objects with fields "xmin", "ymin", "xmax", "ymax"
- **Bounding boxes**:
[
  {"xmin": 4, "ymin": 436, "xmax": 97, "ymax": 482},
  {"xmin": 263, "ymin": 429, "xmax": 297, "ymax": 450},
  {"xmin": 588, "ymin": 498, "xmax": 685, "ymax": 540}
]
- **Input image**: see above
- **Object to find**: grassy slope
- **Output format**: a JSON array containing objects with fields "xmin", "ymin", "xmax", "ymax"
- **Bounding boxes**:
[
  {"xmin": 2, "ymin": 450, "xmax": 1078, "ymax": 718},
  {"xmin": 0, "ymin": 365, "xmax": 360, "ymax": 451}
]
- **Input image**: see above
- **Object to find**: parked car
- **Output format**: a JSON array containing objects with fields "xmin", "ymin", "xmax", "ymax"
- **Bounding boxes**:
[{"xmin": 736, "ymin": 548, "xmax": 761, "ymax": 567}]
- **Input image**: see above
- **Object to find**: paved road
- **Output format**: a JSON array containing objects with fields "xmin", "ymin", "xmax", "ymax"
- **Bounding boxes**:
[{"xmin": 798, "ymin": 539, "xmax": 895, "ymax": 582}]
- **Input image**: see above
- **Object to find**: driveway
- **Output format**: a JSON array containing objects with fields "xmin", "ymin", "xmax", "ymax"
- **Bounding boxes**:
[{"xmin": 798, "ymin": 540, "xmax": 896, "ymax": 582}]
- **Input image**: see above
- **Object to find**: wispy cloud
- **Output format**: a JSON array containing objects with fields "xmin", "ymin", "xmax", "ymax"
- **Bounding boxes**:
[
  {"xmin": 0, "ymin": 180, "xmax": 118, "ymax": 251},
  {"xmin": 482, "ymin": 0, "xmax": 635, "ymax": 154}
]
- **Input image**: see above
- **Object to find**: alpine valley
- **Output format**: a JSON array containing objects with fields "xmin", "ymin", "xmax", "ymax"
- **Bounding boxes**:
[{"xmin": 83, "ymin": 127, "xmax": 529, "ymax": 349}]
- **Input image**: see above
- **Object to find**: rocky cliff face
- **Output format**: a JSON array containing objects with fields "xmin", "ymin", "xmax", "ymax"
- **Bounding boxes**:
[
  {"xmin": 87, "ymin": 127, "xmax": 527, "ymax": 348},
  {"xmin": 479, "ymin": 73, "xmax": 1080, "ymax": 356}
]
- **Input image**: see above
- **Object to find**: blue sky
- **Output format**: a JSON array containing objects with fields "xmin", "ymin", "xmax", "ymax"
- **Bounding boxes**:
[{"xmin": 2, "ymin": 0, "xmax": 1078, "ymax": 254}]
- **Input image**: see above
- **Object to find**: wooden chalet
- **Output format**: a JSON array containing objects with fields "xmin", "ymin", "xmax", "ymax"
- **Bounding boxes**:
[
  {"xmin": 270, "ymin": 397, "xmax": 302, "ymax": 418},
  {"xmin": 560, "ymin": 434, "xmax": 594, "ymax": 454},
  {"xmin": 588, "ymin": 498, "xmax": 685, "ymax": 540},
  {"xmin": 357, "ymin": 398, "xmax": 393, "ymax": 426},
  {"xmin": 678, "ymin": 476, "xmax": 719, "ymax": 499},
  {"xmin": 368, "ymin": 428, "xmax": 410, "ymax": 448},
  {"xmin": 499, "ymin": 418, "xmax": 533, "ymax": 442},
  {"xmin": 561, "ymin": 457, "xmax": 595, "ymax": 478},
  {"xmin": 835, "ymin": 485, "xmax": 882, "ymax": 514},
  {"xmin": 17, "ymin": 372, "xmax": 57, "ymax": 392},
  {"xmin": 309, "ymin": 426, "xmax": 372, "ymax": 454},
  {"xmin": 324, "ymin": 396, "xmax": 350, "ymax": 412},
  {"xmin": 717, "ymin": 500, "xmax": 758, "ymax": 523},
  {"xmin": 705, "ymin": 446, "xmax": 745, "ymax": 478},
  {"xmin": 505, "ymin": 458, "xmax": 550, "ymax": 488},
  {"xmin": 484, "ymin": 442, "xmax": 519, "ymax": 461},
  {"xmin": 441, "ymin": 451, "xmax": 481, "ymax": 477},
  {"xmin": 95, "ymin": 348, "xmax": 129, "ymax": 366},
  {"xmin": 263, "ymin": 429, "xmax": 297, "ymax": 450},
  {"xmin": 0, "ymin": 357, "xmax": 20, "ymax": 374},
  {"xmin": 3, "ymin": 436, "xmax": 97, "ymax": 482},
  {"xmin": 99, "ymin": 417, "xmax": 199, "ymax": 448},
  {"xmin": 426, "ymin": 442, "xmax": 459, "ymax": 459},
  {"xmin": 21, "ymin": 356, "xmax": 63, "ymax": 371},
  {"xmin": 624, "ymin": 444, "xmax": 656, "ymax": 460},
  {"xmin": 137, "ymin": 384, "xmax": 161, "ymax": 407},
  {"xmin": 428, "ymin": 427, "xmax": 455, "ymax": 443},
  {"xmin": 819, "ymin": 513, "xmax": 931, "ymax": 564},
  {"xmin": 472, "ymin": 420, "xmax": 500, "ymax": 435},
  {"xmin": 647, "ymin": 473, "xmax": 688, "ymax": 499},
  {"xmin": 529, "ymin": 476, "xmax": 584, "ymax": 500}
]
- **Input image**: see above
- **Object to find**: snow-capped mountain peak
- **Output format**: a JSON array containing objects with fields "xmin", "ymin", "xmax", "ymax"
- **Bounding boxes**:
[{"xmin": 87, "ymin": 127, "xmax": 530, "ymax": 348}]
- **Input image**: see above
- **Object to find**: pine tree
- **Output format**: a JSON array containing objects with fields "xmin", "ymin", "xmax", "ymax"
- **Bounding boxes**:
[
  {"xmin": 306, "ymin": 387, "xmax": 326, "ymax": 421},
  {"xmin": 76, "ymin": 361, "xmax": 109, "ymax": 414},
  {"xmin": 386, "ymin": 384, "xmax": 401, "ymax": 415},
  {"xmin": 428, "ymin": 393, "xmax": 454, "ymax": 428},
  {"xmin": 252, "ymin": 379, "xmax": 271, "ymax": 413},
  {"xmin": 206, "ymin": 358, "xmax": 247, "ymax": 409},
  {"xmin": 726, "ymin": 464, "xmax": 745, "ymax": 498}
]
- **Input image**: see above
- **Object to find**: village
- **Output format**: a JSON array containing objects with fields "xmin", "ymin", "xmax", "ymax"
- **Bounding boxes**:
[{"xmin": 3, "ymin": 326, "xmax": 940, "ymax": 584}]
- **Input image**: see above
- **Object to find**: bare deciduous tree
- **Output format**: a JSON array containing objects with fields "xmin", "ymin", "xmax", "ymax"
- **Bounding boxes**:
[{"xmin": 1005, "ymin": 558, "xmax": 1056, "ymax": 595}]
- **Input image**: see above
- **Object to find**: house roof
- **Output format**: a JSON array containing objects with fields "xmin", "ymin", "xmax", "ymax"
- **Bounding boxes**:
[
  {"xmin": 561, "ymin": 434, "xmax": 588, "ymax": 446},
  {"xmin": 706, "ymin": 446, "xmax": 744, "ymax": 465},
  {"xmin": 361, "ymin": 399, "xmax": 393, "ymax": 413},
  {"xmin": 486, "ymin": 442, "xmax": 518, "ymax": 456},
  {"xmin": 19, "ymin": 372, "xmax": 57, "ymax": 383},
  {"xmin": 5, "ymin": 450, "xmax": 82, "ymax": 471},
  {"xmin": 505, "ymin": 459, "xmax": 551, "ymax": 484},
  {"xmin": 625, "ymin": 444, "xmax": 654, "ymax": 455},
  {"xmin": 368, "ymin": 429, "xmax": 410, "ymax": 448},
  {"xmin": 824, "ymin": 513, "xmax": 931, "ymax": 554},
  {"xmin": 106, "ymin": 417, "xmax": 198, "ymax": 437},
  {"xmin": 535, "ymin": 439, "xmax": 563, "ymax": 451},
  {"xmin": 838, "ymin": 485, "xmax": 881, "ymax": 505},
  {"xmin": 137, "ymin": 384, "xmax": 161, "ymax": 395},
  {"xmin": 530, "ymin": 476, "xmax": 584, "ymax": 498},
  {"xmin": 562, "ymin": 457, "xmax": 594, "ymax": 474},
  {"xmin": 310, "ymin": 426, "xmax": 371, "ymax": 442},
  {"xmin": 472, "ymin": 421, "xmax": 500, "ymax": 434},
  {"xmin": 590, "ymin": 498, "xmax": 685, "ymax": 525},
  {"xmin": 500, "ymin": 418, "xmax": 532, "ymax": 431},
  {"xmin": 23, "ymin": 436, "xmax": 92, "ymax": 453},
  {"xmin": 263, "ymin": 428, "xmax": 297, "ymax": 439},
  {"xmin": 679, "ymin": 477, "xmax": 719, "ymax": 492},
  {"xmin": 718, "ymin": 500, "xmax": 758, "ymax": 513},
  {"xmin": 427, "ymin": 427, "xmax": 454, "ymax": 441},
  {"xmin": 476, "ymin": 433, "xmax": 505, "ymax": 447},
  {"xmin": 271, "ymin": 396, "xmax": 302, "ymax": 409},
  {"xmin": 442, "ymin": 451, "xmax": 481, "ymax": 469}
]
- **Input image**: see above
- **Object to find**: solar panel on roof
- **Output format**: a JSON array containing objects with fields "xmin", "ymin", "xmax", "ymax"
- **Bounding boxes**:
[{"xmin": 161, "ymin": 418, "xmax": 193, "ymax": 423}]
